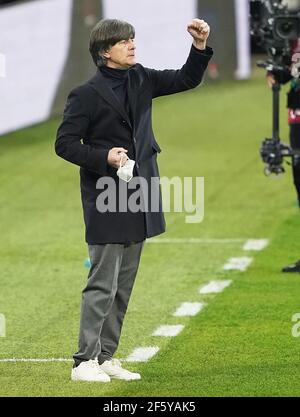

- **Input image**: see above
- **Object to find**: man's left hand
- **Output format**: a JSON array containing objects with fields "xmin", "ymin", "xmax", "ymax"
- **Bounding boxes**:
[{"xmin": 187, "ymin": 18, "xmax": 210, "ymax": 50}]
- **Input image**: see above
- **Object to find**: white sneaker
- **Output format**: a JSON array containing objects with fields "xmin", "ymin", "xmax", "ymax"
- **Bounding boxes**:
[
  {"xmin": 71, "ymin": 359, "xmax": 111, "ymax": 382},
  {"xmin": 99, "ymin": 359, "xmax": 141, "ymax": 381}
]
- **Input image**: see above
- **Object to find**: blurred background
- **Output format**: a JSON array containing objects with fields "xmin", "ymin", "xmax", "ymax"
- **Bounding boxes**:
[{"xmin": 0, "ymin": 0, "xmax": 251, "ymax": 136}]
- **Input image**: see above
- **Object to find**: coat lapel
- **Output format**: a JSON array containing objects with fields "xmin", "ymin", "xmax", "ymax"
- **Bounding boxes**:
[
  {"xmin": 89, "ymin": 70, "xmax": 132, "ymax": 129},
  {"xmin": 127, "ymin": 74, "xmax": 137, "ymax": 134}
]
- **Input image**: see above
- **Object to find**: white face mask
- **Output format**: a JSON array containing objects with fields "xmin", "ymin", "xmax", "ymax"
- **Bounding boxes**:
[{"xmin": 117, "ymin": 154, "xmax": 135, "ymax": 182}]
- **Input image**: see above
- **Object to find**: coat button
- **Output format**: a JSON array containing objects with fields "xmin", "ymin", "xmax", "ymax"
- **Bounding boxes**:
[{"xmin": 122, "ymin": 120, "xmax": 126, "ymax": 124}]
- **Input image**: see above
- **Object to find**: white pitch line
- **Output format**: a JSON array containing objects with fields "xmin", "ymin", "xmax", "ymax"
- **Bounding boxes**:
[
  {"xmin": 199, "ymin": 280, "xmax": 232, "ymax": 294},
  {"xmin": 223, "ymin": 257, "xmax": 253, "ymax": 272},
  {"xmin": 147, "ymin": 238, "xmax": 245, "ymax": 244},
  {"xmin": 173, "ymin": 302, "xmax": 205, "ymax": 317},
  {"xmin": 125, "ymin": 347, "xmax": 160, "ymax": 362},
  {"xmin": 243, "ymin": 239, "xmax": 269, "ymax": 251},
  {"xmin": 0, "ymin": 238, "xmax": 267, "ymax": 367},
  {"xmin": 152, "ymin": 325, "xmax": 185, "ymax": 337}
]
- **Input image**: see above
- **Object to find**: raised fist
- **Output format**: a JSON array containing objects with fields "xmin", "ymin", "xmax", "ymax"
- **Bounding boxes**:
[{"xmin": 187, "ymin": 19, "xmax": 210, "ymax": 49}]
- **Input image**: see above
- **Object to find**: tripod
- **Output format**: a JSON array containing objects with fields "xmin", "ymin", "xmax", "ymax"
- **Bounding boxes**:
[{"xmin": 272, "ymin": 82, "xmax": 281, "ymax": 142}]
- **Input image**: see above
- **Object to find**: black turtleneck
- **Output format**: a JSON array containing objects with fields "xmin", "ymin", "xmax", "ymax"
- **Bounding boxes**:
[{"xmin": 100, "ymin": 66, "xmax": 130, "ymax": 117}]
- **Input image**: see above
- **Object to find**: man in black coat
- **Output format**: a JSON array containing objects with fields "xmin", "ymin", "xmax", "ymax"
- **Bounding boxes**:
[{"xmin": 55, "ymin": 18, "xmax": 213, "ymax": 382}]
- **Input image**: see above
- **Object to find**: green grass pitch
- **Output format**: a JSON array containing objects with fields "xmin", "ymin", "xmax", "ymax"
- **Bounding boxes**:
[{"xmin": 1, "ymin": 72, "xmax": 300, "ymax": 396}]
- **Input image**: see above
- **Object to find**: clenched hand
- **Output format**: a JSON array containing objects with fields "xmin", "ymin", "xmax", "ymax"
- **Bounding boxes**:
[
  {"xmin": 107, "ymin": 147, "xmax": 128, "ymax": 169},
  {"xmin": 187, "ymin": 18, "xmax": 210, "ymax": 50}
]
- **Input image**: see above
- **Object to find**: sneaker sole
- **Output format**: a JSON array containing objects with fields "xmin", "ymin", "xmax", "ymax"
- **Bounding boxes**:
[
  {"xmin": 109, "ymin": 375, "xmax": 141, "ymax": 381},
  {"xmin": 71, "ymin": 374, "xmax": 111, "ymax": 383}
]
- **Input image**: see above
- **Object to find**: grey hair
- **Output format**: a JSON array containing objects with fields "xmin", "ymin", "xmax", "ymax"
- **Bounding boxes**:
[{"xmin": 89, "ymin": 19, "xmax": 135, "ymax": 67}]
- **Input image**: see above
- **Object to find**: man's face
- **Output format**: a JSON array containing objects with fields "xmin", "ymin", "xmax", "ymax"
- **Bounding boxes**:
[{"xmin": 104, "ymin": 38, "xmax": 136, "ymax": 69}]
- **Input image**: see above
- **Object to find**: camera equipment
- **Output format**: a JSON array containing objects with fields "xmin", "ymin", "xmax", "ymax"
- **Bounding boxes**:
[
  {"xmin": 250, "ymin": 0, "xmax": 300, "ymax": 175},
  {"xmin": 260, "ymin": 137, "xmax": 300, "ymax": 175},
  {"xmin": 251, "ymin": 0, "xmax": 300, "ymax": 71},
  {"xmin": 260, "ymin": 137, "xmax": 293, "ymax": 175},
  {"xmin": 251, "ymin": 0, "xmax": 300, "ymax": 40}
]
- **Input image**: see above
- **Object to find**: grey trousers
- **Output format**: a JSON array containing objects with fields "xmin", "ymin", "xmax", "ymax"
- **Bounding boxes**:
[{"xmin": 73, "ymin": 241, "xmax": 144, "ymax": 366}]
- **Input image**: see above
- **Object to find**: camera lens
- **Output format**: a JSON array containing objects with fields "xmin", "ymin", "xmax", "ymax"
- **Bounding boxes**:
[
  {"xmin": 275, "ymin": 17, "xmax": 299, "ymax": 39},
  {"xmin": 280, "ymin": 21, "xmax": 294, "ymax": 35}
]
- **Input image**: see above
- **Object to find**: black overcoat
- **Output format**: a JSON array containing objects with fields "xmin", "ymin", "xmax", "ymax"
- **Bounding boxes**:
[{"xmin": 55, "ymin": 45, "xmax": 213, "ymax": 244}]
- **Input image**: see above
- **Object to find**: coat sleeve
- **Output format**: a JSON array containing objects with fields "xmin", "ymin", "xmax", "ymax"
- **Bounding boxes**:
[
  {"xmin": 55, "ymin": 87, "xmax": 109, "ymax": 175},
  {"xmin": 144, "ymin": 45, "xmax": 213, "ymax": 98}
]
